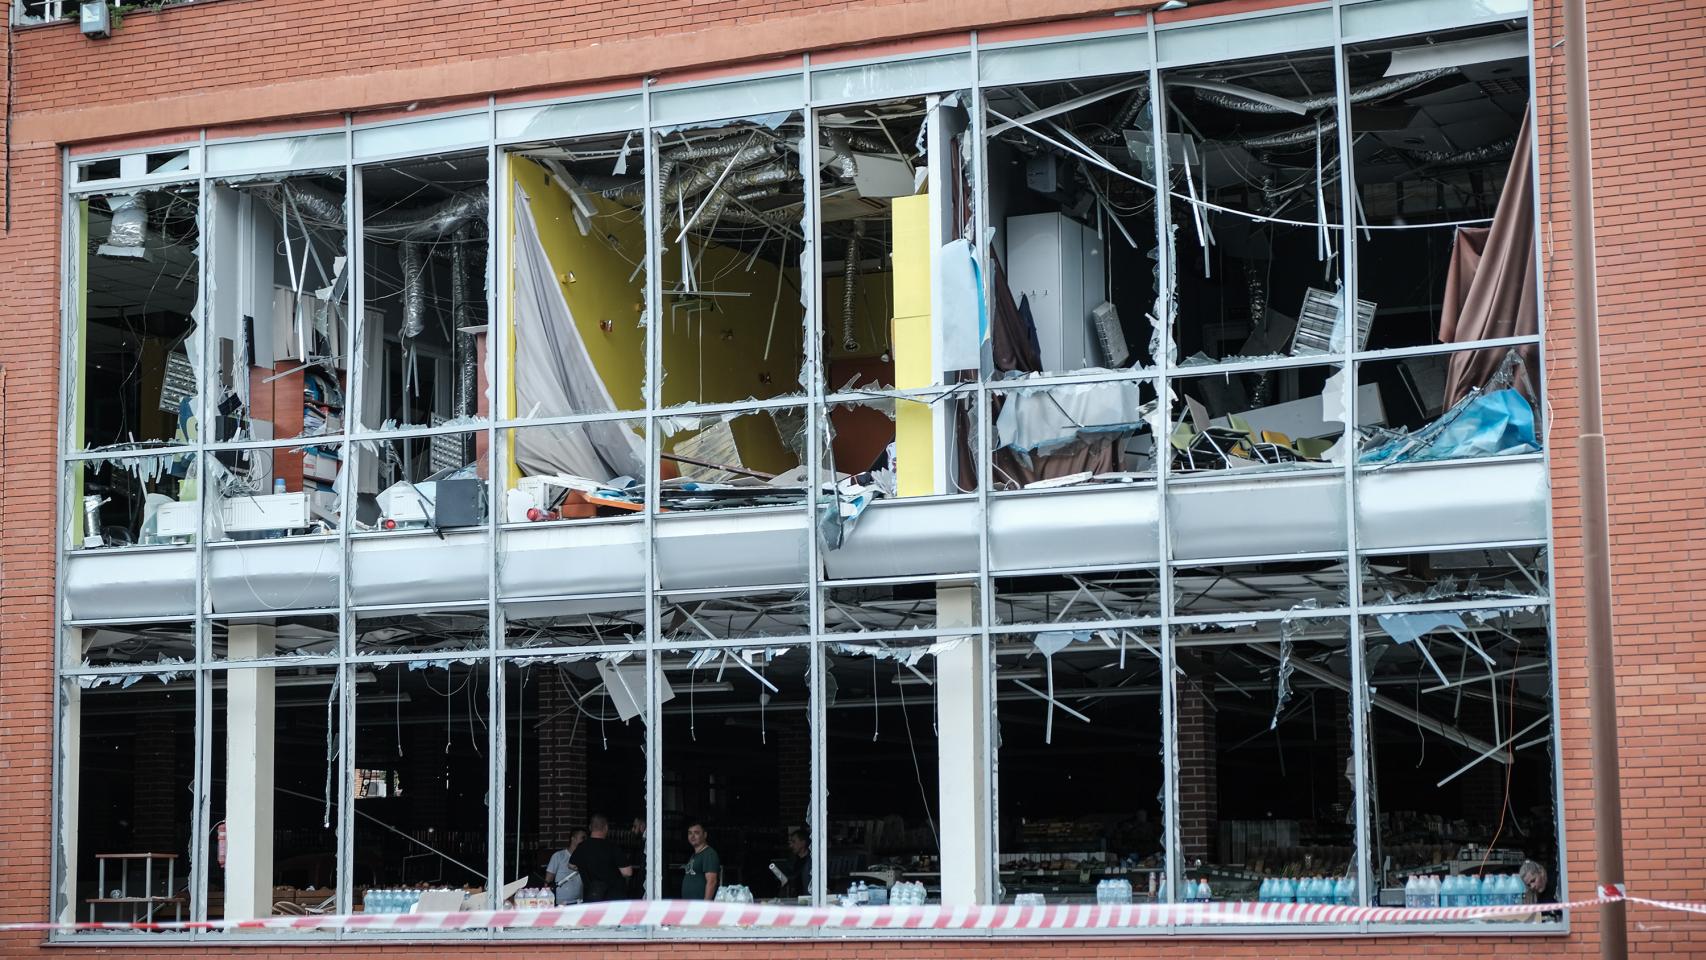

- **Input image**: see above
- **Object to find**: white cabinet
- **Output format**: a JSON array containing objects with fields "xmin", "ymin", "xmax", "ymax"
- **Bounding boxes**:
[{"xmin": 1004, "ymin": 212, "xmax": 1106, "ymax": 373}]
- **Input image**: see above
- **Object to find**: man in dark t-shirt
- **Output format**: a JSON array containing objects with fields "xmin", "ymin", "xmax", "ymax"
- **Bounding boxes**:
[
  {"xmin": 681, "ymin": 821, "xmax": 721, "ymax": 901},
  {"xmin": 571, "ymin": 814, "xmax": 633, "ymax": 901}
]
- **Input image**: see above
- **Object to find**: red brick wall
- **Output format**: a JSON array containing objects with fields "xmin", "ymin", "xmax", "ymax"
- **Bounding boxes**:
[{"xmin": 3, "ymin": 0, "xmax": 1706, "ymax": 956}]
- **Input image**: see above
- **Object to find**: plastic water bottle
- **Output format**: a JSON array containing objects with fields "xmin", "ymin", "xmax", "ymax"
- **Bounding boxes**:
[{"xmin": 1335, "ymin": 876, "xmax": 1353, "ymax": 905}]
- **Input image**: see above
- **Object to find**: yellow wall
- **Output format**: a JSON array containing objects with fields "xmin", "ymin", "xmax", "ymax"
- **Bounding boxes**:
[
  {"xmin": 510, "ymin": 157, "xmax": 648, "ymax": 414},
  {"xmin": 890, "ymin": 193, "xmax": 935, "ymax": 497}
]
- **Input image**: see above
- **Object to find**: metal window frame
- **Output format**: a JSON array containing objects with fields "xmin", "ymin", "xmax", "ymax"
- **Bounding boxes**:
[{"xmin": 48, "ymin": 0, "xmax": 1567, "ymax": 941}]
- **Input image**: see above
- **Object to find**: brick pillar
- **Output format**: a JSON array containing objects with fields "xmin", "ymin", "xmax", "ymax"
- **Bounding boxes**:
[
  {"xmin": 536, "ymin": 677, "xmax": 588, "ymax": 845},
  {"xmin": 132, "ymin": 707, "xmax": 180, "ymax": 860},
  {"xmin": 777, "ymin": 721, "xmax": 811, "ymax": 829},
  {"xmin": 1177, "ymin": 677, "xmax": 1217, "ymax": 864}
]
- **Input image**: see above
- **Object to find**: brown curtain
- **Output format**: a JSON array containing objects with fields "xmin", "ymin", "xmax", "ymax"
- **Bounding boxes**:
[{"xmin": 1439, "ymin": 112, "xmax": 1539, "ymax": 410}]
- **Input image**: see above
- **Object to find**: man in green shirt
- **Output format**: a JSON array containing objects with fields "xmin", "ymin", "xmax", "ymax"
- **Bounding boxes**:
[{"xmin": 681, "ymin": 821, "xmax": 721, "ymax": 901}]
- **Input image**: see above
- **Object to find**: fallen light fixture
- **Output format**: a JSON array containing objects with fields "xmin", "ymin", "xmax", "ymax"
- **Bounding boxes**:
[{"xmin": 79, "ymin": 0, "xmax": 111, "ymax": 38}]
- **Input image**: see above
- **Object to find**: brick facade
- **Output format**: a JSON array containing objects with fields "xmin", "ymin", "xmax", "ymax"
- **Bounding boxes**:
[{"xmin": 4, "ymin": 0, "xmax": 1706, "ymax": 956}]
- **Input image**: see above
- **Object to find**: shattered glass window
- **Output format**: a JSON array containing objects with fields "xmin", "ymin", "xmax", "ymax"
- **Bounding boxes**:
[
  {"xmin": 988, "ymin": 378, "xmax": 1159, "ymax": 490},
  {"xmin": 75, "ymin": 186, "xmax": 202, "ymax": 453},
  {"xmin": 358, "ymin": 153, "xmax": 490, "ymax": 431},
  {"xmin": 822, "ymin": 391, "xmax": 977, "ymax": 502},
  {"xmin": 352, "ymin": 607, "xmax": 489, "ymax": 657},
  {"xmin": 657, "ymin": 113, "xmax": 809, "ymax": 407},
  {"xmin": 822, "ymin": 580, "xmax": 977, "ymax": 634},
  {"xmin": 826, "ymin": 642, "xmax": 946, "ymax": 895},
  {"xmin": 206, "ymin": 442, "xmax": 345, "ymax": 539},
  {"xmin": 1173, "ymin": 617, "xmax": 1355, "ymax": 903},
  {"xmin": 502, "ymin": 597, "xmax": 647, "ymax": 649},
  {"xmin": 660, "ymin": 645, "xmax": 810, "ymax": 900},
  {"xmin": 1355, "ymin": 345, "xmax": 1541, "ymax": 464},
  {"xmin": 208, "ymin": 664, "xmax": 341, "ymax": 921},
  {"xmin": 502, "ymin": 656, "xmax": 650, "ymax": 900},
  {"xmin": 210, "ymin": 613, "xmax": 340, "ymax": 660},
  {"xmin": 994, "ymin": 631, "xmax": 1165, "ymax": 903},
  {"xmin": 66, "ymin": 452, "xmax": 197, "ymax": 550},
  {"xmin": 818, "ymin": 94, "xmax": 978, "ymax": 391},
  {"xmin": 353, "ymin": 660, "xmax": 491, "ymax": 898},
  {"xmin": 358, "ymin": 429, "xmax": 489, "ymax": 533},
  {"xmin": 1362, "ymin": 607, "xmax": 1557, "ymax": 914},
  {"xmin": 983, "ymin": 75, "xmax": 1161, "ymax": 377},
  {"xmin": 659, "ymin": 588, "xmax": 811, "ymax": 642},
  {"xmin": 1162, "ymin": 49, "xmax": 1346, "ymax": 365},
  {"xmin": 1348, "ymin": 22, "xmax": 1534, "ymax": 353},
  {"xmin": 65, "ymin": 619, "xmax": 196, "ymax": 669},
  {"xmin": 59, "ymin": 674, "xmax": 198, "ymax": 927},
  {"xmin": 1168, "ymin": 361, "xmax": 1345, "ymax": 475},
  {"xmin": 1362, "ymin": 546, "xmax": 1547, "ymax": 606},
  {"xmin": 508, "ymin": 132, "xmax": 649, "ymax": 417},
  {"xmin": 1172, "ymin": 557, "xmax": 1351, "ymax": 617},
  {"xmin": 501, "ymin": 418, "xmax": 646, "ymax": 523},
  {"xmin": 207, "ymin": 173, "xmax": 351, "ymax": 444},
  {"xmin": 655, "ymin": 408, "xmax": 808, "ymax": 512},
  {"xmin": 992, "ymin": 568, "xmax": 1161, "ymax": 626}
]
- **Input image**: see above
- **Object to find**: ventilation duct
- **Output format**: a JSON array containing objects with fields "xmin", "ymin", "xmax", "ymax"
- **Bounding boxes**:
[
  {"xmin": 97, "ymin": 194, "xmax": 151, "ymax": 260},
  {"xmin": 1188, "ymin": 67, "xmax": 1456, "ymax": 114}
]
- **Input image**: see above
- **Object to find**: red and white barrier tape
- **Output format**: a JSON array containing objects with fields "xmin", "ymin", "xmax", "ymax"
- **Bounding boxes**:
[{"xmin": 0, "ymin": 894, "xmax": 1651, "ymax": 934}]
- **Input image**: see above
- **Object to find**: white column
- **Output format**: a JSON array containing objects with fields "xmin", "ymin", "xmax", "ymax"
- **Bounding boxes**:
[
  {"xmin": 934, "ymin": 586, "xmax": 988, "ymax": 905},
  {"xmin": 224, "ymin": 625, "xmax": 276, "ymax": 921}
]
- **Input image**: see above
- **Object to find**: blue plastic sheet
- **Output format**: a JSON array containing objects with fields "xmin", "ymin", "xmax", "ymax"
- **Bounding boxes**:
[{"xmin": 1361, "ymin": 388, "xmax": 1538, "ymax": 465}]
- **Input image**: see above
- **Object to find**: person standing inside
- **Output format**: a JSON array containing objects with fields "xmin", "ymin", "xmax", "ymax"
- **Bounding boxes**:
[
  {"xmin": 544, "ymin": 828, "xmax": 587, "ymax": 905},
  {"xmin": 627, "ymin": 816, "xmax": 648, "ymax": 899},
  {"xmin": 681, "ymin": 821, "xmax": 721, "ymax": 902},
  {"xmin": 572, "ymin": 814, "xmax": 634, "ymax": 901},
  {"xmin": 782, "ymin": 828, "xmax": 811, "ymax": 897}
]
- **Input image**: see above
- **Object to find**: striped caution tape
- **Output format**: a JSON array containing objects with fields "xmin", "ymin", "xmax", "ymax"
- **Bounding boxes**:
[{"xmin": 0, "ymin": 893, "xmax": 1648, "ymax": 934}]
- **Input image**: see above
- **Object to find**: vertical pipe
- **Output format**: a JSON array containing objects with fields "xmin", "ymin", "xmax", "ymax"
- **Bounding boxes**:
[{"xmin": 1563, "ymin": 0, "xmax": 1627, "ymax": 955}]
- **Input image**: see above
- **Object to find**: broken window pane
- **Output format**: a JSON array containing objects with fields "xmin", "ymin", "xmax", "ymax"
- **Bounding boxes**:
[
  {"xmin": 657, "ymin": 407, "xmax": 807, "ymax": 512},
  {"xmin": 358, "ymin": 153, "xmax": 490, "ymax": 431},
  {"xmin": 819, "ymin": 94, "xmax": 978, "ymax": 390},
  {"xmin": 988, "ymin": 378, "xmax": 1159, "ymax": 491},
  {"xmin": 508, "ymin": 133, "xmax": 649, "ymax": 417},
  {"xmin": 1163, "ymin": 50, "xmax": 1347, "ymax": 364},
  {"xmin": 1348, "ymin": 22, "xmax": 1533, "ymax": 352},
  {"xmin": 502, "ymin": 598, "xmax": 646, "ymax": 649},
  {"xmin": 75, "ymin": 186, "xmax": 202, "ymax": 452},
  {"xmin": 1356, "ymin": 345, "xmax": 1541, "ymax": 464},
  {"xmin": 823, "ymin": 580, "xmax": 977, "ymax": 635},
  {"xmin": 660, "ymin": 588, "xmax": 810, "ymax": 643},
  {"xmin": 993, "ymin": 568, "xmax": 1160, "ymax": 626},
  {"xmin": 358, "ymin": 429, "xmax": 489, "ymax": 532},
  {"xmin": 60, "ymin": 674, "xmax": 198, "ymax": 926},
  {"xmin": 1169, "ymin": 361, "xmax": 1343, "ymax": 474},
  {"xmin": 502, "ymin": 418, "xmax": 646, "ymax": 522},
  {"xmin": 207, "ymin": 173, "xmax": 352, "ymax": 443},
  {"xmin": 1362, "ymin": 545, "xmax": 1547, "ymax": 606},
  {"xmin": 65, "ymin": 619, "xmax": 196, "ymax": 669},
  {"xmin": 985, "ymin": 74, "xmax": 1161, "ymax": 377},
  {"xmin": 994, "ymin": 631, "xmax": 1165, "ymax": 903},
  {"xmin": 353, "ymin": 660, "xmax": 491, "ymax": 900},
  {"xmin": 1363, "ymin": 607, "xmax": 1557, "ymax": 913},
  {"xmin": 208, "ymin": 664, "xmax": 340, "ymax": 921},
  {"xmin": 661, "ymin": 645, "xmax": 809, "ymax": 900},
  {"xmin": 1172, "ymin": 557, "xmax": 1350, "ymax": 617},
  {"xmin": 206, "ymin": 442, "xmax": 344, "ymax": 540},
  {"xmin": 1174, "ymin": 617, "xmax": 1356, "ymax": 903},
  {"xmin": 211, "ymin": 613, "xmax": 340, "ymax": 661},
  {"xmin": 66, "ymin": 452, "xmax": 197, "ymax": 550},
  {"xmin": 503, "ymin": 655, "xmax": 650, "ymax": 901},
  {"xmin": 825, "ymin": 642, "xmax": 945, "ymax": 899},
  {"xmin": 353, "ymin": 607, "xmax": 489, "ymax": 657},
  {"xmin": 822, "ymin": 391, "xmax": 977, "ymax": 502},
  {"xmin": 657, "ymin": 113, "xmax": 809, "ymax": 407}
]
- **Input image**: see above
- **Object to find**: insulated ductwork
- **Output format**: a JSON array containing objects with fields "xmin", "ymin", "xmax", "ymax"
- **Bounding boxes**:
[
  {"xmin": 823, "ymin": 131, "xmax": 858, "ymax": 180},
  {"xmin": 399, "ymin": 240, "xmax": 427, "ymax": 339},
  {"xmin": 666, "ymin": 159, "xmax": 797, "ymax": 229},
  {"xmin": 451, "ymin": 225, "xmax": 476, "ymax": 417},
  {"xmin": 97, "ymin": 194, "xmax": 150, "ymax": 259},
  {"xmin": 842, "ymin": 219, "xmax": 863, "ymax": 352},
  {"xmin": 1404, "ymin": 134, "xmax": 1517, "ymax": 165},
  {"xmin": 1190, "ymin": 67, "xmax": 1456, "ymax": 114},
  {"xmin": 1243, "ymin": 119, "xmax": 1339, "ymax": 151},
  {"xmin": 364, "ymin": 192, "xmax": 490, "ymax": 241},
  {"xmin": 270, "ymin": 181, "xmax": 346, "ymax": 227}
]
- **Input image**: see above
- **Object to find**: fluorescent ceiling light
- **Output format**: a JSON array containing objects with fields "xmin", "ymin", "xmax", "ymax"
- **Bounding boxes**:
[{"xmin": 1385, "ymin": 34, "xmax": 1528, "ymax": 77}]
